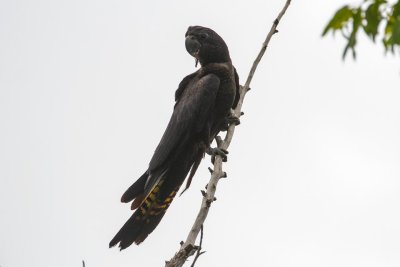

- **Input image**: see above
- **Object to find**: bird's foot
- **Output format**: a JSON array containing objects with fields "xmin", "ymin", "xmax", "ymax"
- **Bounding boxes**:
[
  {"xmin": 227, "ymin": 114, "xmax": 240, "ymax": 126},
  {"xmin": 206, "ymin": 147, "xmax": 228, "ymax": 164},
  {"xmin": 220, "ymin": 113, "xmax": 241, "ymax": 131}
]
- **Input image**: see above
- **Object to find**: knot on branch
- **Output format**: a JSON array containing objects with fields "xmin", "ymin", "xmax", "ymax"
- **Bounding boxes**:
[
  {"xmin": 205, "ymin": 196, "xmax": 218, "ymax": 207},
  {"xmin": 165, "ymin": 244, "xmax": 199, "ymax": 267},
  {"xmin": 184, "ymin": 244, "xmax": 199, "ymax": 256}
]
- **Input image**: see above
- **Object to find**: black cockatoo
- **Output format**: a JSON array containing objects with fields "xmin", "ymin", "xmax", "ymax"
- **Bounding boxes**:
[{"xmin": 109, "ymin": 26, "xmax": 239, "ymax": 250}]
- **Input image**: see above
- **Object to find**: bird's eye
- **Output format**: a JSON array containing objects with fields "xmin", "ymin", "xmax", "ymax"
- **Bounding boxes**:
[{"xmin": 199, "ymin": 33, "xmax": 208, "ymax": 39}]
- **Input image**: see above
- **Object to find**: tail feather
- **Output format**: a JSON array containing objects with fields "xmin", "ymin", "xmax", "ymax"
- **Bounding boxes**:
[
  {"xmin": 109, "ymin": 181, "xmax": 179, "ymax": 249},
  {"xmin": 180, "ymin": 151, "xmax": 203, "ymax": 196},
  {"xmin": 130, "ymin": 194, "xmax": 145, "ymax": 210},
  {"xmin": 121, "ymin": 172, "xmax": 147, "ymax": 203},
  {"xmin": 109, "ymin": 209, "xmax": 166, "ymax": 249}
]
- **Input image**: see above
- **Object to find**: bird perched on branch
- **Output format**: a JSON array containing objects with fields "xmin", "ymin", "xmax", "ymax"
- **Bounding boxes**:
[{"xmin": 109, "ymin": 26, "xmax": 240, "ymax": 250}]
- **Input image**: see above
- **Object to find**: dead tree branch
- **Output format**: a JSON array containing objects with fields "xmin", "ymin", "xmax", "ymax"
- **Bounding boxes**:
[{"xmin": 165, "ymin": 1, "xmax": 291, "ymax": 266}]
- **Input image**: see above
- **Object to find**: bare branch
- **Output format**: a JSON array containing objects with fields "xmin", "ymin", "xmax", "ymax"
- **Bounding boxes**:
[{"xmin": 165, "ymin": 1, "xmax": 291, "ymax": 266}]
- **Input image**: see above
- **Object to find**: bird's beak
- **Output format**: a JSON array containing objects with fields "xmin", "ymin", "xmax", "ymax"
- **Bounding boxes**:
[{"xmin": 185, "ymin": 35, "xmax": 201, "ymax": 58}]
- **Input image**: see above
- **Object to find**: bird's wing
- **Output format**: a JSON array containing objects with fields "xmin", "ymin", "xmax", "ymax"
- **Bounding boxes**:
[
  {"xmin": 147, "ymin": 73, "xmax": 220, "ymax": 174},
  {"xmin": 175, "ymin": 71, "xmax": 198, "ymax": 103}
]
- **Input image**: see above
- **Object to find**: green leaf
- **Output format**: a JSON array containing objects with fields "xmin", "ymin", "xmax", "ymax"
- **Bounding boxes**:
[
  {"xmin": 322, "ymin": 5, "xmax": 354, "ymax": 36},
  {"xmin": 393, "ymin": 1, "xmax": 400, "ymax": 17},
  {"xmin": 324, "ymin": 0, "xmax": 400, "ymax": 59},
  {"xmin": 363, "ymin": 1, "xmax": 384, "ymax": 41},
  {"xmin": 390, "ymin": 17, "xmax": 400, "ymax": 44},
  {"xmin": 343, "ymin": 8, "xmax": 362, "ymax": 59},
  {"xmin": 383, "ymin": 1, "xmax": 400, "ymax": 52}
]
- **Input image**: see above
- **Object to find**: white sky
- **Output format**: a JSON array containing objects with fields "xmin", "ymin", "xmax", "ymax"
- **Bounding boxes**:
[{"xmin": 1, "ymin": 1, "xmax": 399, "ymax": 267}]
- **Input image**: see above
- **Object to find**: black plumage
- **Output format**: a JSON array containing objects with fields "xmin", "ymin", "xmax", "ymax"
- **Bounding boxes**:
[{"xmin": 109, "ymin": 26, "xmax": 239, "ymax": 250}]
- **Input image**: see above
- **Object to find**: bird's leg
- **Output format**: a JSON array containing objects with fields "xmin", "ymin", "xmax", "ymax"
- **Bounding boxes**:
[{"xmin": 206, "ymin": 146, "xmax": 228, "ymax": 164}]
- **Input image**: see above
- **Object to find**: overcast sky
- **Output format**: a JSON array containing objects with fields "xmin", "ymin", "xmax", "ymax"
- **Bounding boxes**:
[{"xmin": 1, "ymin": 1, "xmax": 399, "ymax": 267}]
